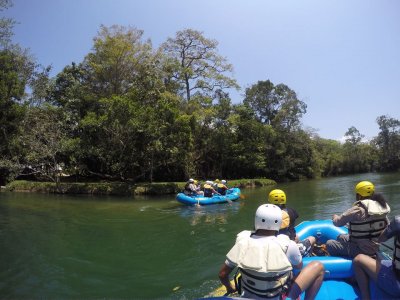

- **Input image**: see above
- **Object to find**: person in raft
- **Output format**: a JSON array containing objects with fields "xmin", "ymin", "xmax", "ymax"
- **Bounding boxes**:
[
  {"xmin": 217, "ymin": 180, "xmax": 229, "ymax": 195},
  {"xmin": 218, "ymin": 204, "xmax": 324, "ymax": 300},
  {"xmin": 353, "ymin": 215, "xmax": 400, "ymax": 299},
  {"xmin": 183, "ymin": 178, "xmax": 203, "ymax": 196},
  {"xmin": 268, "ymin": 189, "xmax": 316, "ymax": 256},
  {"xmin": 203, "ymin": 180, "xmax": 220, "ymax": 197},
  {"xmin": 326, "ymin": 180, "xmax": 390, "ymax": 257},
  {"xmin": 268, "ymin": 189, "xmax": 299, "ymax": 241}
]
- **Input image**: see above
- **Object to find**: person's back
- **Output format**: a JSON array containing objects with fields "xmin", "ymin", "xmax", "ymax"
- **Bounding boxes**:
[
  {"xmin": 217, "ymin": 180, "xmax": 228, "ymax": 196},
  {"xmin": 229, "ymin": 232, "xmax": 293, "ymax": 299},
  {"xmin": 327, "ymin": 181, "xmax": 390, "ymax": 257},
  {"xmin": 203, "ymin": 181, "xmax": 214, "ymax": 197},
  {"xmin": 183, "ymin": 179, "xmax": 195, "ymax": 195},
  {"xmin": 218, "ymin": 204, "xmax": 324, "ymax": 300}
]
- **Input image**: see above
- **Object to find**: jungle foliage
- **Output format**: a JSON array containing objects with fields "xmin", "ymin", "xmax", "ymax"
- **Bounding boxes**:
[{"xmin": 0, "ymin": 19, "xmax": 399, "ymax": 186}]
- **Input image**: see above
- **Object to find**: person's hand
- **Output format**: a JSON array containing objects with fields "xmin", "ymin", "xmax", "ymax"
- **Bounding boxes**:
[
  {"xmin": 383, "ymin": 216, "xmax": 400, "ymax": 240},
  {"xmin": 332, "ymin": 214, "xmax": 339, "ymax": 220}
]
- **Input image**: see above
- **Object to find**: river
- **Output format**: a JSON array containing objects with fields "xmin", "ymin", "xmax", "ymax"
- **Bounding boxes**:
[{"xmin": 0, "ymin": 173, "xmax": 399, "ymax": 299}]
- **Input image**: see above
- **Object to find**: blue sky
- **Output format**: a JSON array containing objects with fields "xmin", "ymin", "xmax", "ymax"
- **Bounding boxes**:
[{"xmin": 4, "ymin": 0, "xmax": 400, "ymax": 140}]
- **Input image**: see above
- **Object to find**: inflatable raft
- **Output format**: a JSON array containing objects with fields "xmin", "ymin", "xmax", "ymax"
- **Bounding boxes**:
[
  {"xmin": 208, "ymin": 219, "xmax": 394, "ymax": 300},
  {"xmin": 176, "ymin": 188, "xmax": 241, "ymax": 206}
]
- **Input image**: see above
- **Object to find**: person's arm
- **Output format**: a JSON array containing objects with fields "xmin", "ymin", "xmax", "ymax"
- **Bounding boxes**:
[
  {"xmin": 286, "ymin": 241, "xmax": 303, "ymax": 269},
  {"xmin": 293, "ymin": 261, "xmax": 303, "ymax": 270},
  {"xmin": 332, "ymin": 206, "xmax": 364, "ymax": 227},
  {"xmin": 379, "ymin": 215, "xmax": 400, "ymax": 243},
  {"xmin": 218, "ymin": 263, "xmax": 236, "ymax": 294}
]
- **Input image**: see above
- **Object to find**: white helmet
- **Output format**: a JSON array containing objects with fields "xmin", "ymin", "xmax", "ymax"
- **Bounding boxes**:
[
  {"xmin": 221, "ymin": 180, "xmax": 227, "ymax": 184},
  {"xmin": 189, "ymin": 178, "xmax": 194, "ymax": 183},
  {"xmin": 206, "ymin": 180, "xmax": 213, "ymax": 184},
  {"xmin": 254, "ymin": 204, "xmax": 282, "ymax": 231}
]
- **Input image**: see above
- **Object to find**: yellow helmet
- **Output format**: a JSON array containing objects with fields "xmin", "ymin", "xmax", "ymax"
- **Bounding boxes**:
[
  {"xmin": 355, "ymin": 181, "xmax": 375, "ymax": 197},
  {"xmin": 268, "ymin": 189, "xmax": 286, "ymax": 205}
]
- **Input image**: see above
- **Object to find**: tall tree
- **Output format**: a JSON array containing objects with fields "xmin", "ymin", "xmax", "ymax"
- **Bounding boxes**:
[
  {"xmin": 342, "ymin": 126, "xmax": 374, "ymax": 173},
  {"xmin": 18, "ymin": 106, "xmax": 69, "ymax": 185},
  {"xmin": 243, "ymin": 80, "xmax": 307, "ymax": 131},
  {"xmin": 312, "ymin": 137, "xmax": 344, "ymax": 176},
  {"xmin": 83, "ymin": 24, "xmax": 155, "ymax": 99},
  {"xmin": 227, "ymin": 104, "xmax": 268, "ymax": 178},
  {"xmin": 161, "ymin": 29, "xmax": 239, "ymax": 101},
  {"xmin": 0, "ymin": 0, "xmax": 15, "ymax": 47},
  {"xmin": 375, "ymin": 115, "xmax": 400, "ymax": 171},
  {"xmin": 0, "ymin": 47, "xmax": 34, "ymax": 156}
]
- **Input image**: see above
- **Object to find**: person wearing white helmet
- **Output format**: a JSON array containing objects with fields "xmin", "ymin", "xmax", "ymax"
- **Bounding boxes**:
[
  {"xmin": 218, "ymin": 204, "xmax": 324, "ymax": 300},
  {"xmin": 326, "ymin": 181, "xmax": 390, "ymax": 257},
  {"xmin": 217, "ymin": 179, "xmax": 229, "ymax": 195},
  {"xmin": 183, "ymin": 178, "xmax": 203, "ymax": 196},
  {"xmin": 203, "ymin": 180, "xmax": 220, "ymax": 197}
]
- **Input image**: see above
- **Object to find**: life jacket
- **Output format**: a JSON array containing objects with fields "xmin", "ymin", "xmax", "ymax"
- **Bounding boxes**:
[
  {"xmin": 183, "ymin": 182, "xmax": 192, "ymax": 195},
  {"xmin": 349, "ymin": 199, "xmax": 390, "ymax": 240},
  {"xmin": 278, "ymin": 207, "xmax": 298, "ymax": 241},
  {"xmin": 281, "ymin": 210, "xmax": 290, "ymax": 230},
  {"xmin": 184, "ymin": 182, "xmax": 198, "ymax": 195},
  {"xmin": 393, "ymin": 235, "xmax": 400, "ymax": 279},
  {"xmin": 203, "ymin": 183, "xmax": 213, "ymax": 197},
  {"xmin": 217, "ymin": 183, "xmax": 227, "ymax": 195},
  {"xmin": 227, "ymin": 231, "xmax": 293, "ymax": 298}
]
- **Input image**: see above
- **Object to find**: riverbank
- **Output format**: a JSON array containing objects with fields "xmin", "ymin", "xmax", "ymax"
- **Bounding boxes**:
[{"xmin": 3, "ymin": 179, "xmax": 276, "ymax": 196}]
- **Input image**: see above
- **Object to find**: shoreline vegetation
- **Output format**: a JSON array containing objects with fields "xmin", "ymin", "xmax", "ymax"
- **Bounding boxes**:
[
  {"xmin": 1, "ymin": 179, "xmax": 276, "ymax": 196},
  {"xmin": 1, "ymin": 19, "xmax": 399, "ymax": 188}
]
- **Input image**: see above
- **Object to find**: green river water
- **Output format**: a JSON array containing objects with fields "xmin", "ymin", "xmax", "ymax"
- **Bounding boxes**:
[{"xmin": 1, "ymin": 173, "xmax": 400, "ymax": 299}]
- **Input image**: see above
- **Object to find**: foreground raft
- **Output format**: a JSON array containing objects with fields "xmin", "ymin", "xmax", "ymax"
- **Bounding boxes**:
[{"xmin": 208, "ymin": 219, "xmax": 394, "ymax": 300}]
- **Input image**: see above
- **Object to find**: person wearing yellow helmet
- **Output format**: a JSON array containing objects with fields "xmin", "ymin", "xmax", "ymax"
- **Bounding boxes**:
[
  {"xmin": 268, "ymin": 189, "xmax": 299, "ymax": 241},
  {"xmin": 269, "ymin": 189, "xmax": 316, "ymax": 257},
  {"xmin": 326, "ymin": 180, "xmax": 391, "ymax": 257}
]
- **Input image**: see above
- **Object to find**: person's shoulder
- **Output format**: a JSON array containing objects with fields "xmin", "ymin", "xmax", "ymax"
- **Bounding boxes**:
[
  {"xmin": 276, "ymin": 234, "xmax": 292, "ymax": 246},
  {"xmin": 286, "ymin": 206, "xmax": 299, "ymax": 217},
  {"xmin": 235, "ymin": 230, "xmax": 252, "ymax": 243}
]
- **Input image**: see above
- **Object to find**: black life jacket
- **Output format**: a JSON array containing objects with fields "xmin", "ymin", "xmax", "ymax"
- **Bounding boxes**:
[
  {"xmin": 184, "ymin": 182, "xmax": 191, "ymax": 191},
  {"xmin": 278, "ymin": 207, "xmax": 299, "ymax": 241},
  {"xmin": 349, "ymin": 200, "xmax": 389, "ymax": 240},
  {"xmin": 393, "ymin": 235, "xmax": 400, "ymax": 279},
  {"xmin": 203, "ymin": 184, "xmax": 213, "ymax": 197},
  {"xmin": 184, "ymin": 182, "xmax": 195, "ymax": 195},
  {"xmin": 217, "ymin": 183, "xmax": 227, "ymax": 195}
]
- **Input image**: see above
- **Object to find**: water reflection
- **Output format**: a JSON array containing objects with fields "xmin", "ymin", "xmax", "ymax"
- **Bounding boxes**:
[{"xmin": 178, "ymin": 202, "xmax": 242, "ymax": 226}]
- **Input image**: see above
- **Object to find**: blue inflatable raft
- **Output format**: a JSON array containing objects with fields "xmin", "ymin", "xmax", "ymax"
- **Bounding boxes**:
[
  {"xmin": 208, "ymin": 219, "xmax": 394, "ymax": 300},
  {"xmin": 176, "ymin": 188, "xmax": 241, "ymax": 206}
]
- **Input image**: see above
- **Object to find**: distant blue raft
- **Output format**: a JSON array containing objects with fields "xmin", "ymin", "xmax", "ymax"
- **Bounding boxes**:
[{"xmin": 176, "ymin": 188, "xmax": 241, "ymax": 206}]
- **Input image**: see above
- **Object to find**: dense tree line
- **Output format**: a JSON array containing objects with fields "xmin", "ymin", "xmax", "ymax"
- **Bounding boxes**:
[{"xmin": 1, "ymin": 11, "xmax": 399, "ymax": 185}]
